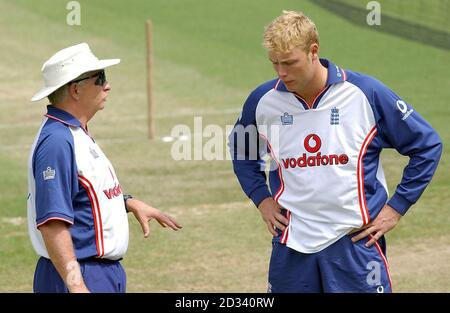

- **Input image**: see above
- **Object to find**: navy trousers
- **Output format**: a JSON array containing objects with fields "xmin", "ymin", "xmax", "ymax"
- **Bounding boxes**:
[
  {"xmin": 33, "ymin": 257, "xmax": 126, "ymax": 293},
  {"xmin": 268, "ymin": 233, "xmax": 392, "ymax": 293}
]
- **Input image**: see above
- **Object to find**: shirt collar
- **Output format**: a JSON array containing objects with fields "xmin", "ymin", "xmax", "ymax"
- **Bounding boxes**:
[
  {"xmin": 321, "ymin": 58, "xmax": 347, "ymax": 85},
  {"xmin": 274, "ymin": 58, "xmax": 347, "ymax": 92},
  {"xmin": 45, "ymin": 105, "xmax": 82, "ymax": 127}
]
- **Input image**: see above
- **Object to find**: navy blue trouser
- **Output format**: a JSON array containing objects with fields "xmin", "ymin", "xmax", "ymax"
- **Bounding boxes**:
[
  {"xmin": 268, "ymin": 233, "xmax": 392, "ymax": 293},
  {"xmin": 33, "ymin": 257, "xmax": 126, "ymax": 293}
]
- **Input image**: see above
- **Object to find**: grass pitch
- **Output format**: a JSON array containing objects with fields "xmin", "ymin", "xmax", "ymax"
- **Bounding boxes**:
[{"xmin": 0, "ymin": 0, "xmax": 449, "ymax": 292}]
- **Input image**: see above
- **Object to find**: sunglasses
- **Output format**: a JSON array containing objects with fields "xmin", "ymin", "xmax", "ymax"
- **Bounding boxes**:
[{"xmin": 71, "ymin": 70, "xmax": 107, "ymax": 86}]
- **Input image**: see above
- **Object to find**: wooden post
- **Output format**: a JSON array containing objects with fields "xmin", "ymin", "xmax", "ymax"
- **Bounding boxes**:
[{"xmin": 146, "ymin": 20, "xmax": 155, "ymax": 140}]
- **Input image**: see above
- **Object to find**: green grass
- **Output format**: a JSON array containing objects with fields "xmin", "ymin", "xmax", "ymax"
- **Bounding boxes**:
[{"xmin": 0, "ymin": 0, "xmax": 449, "ymax": 292}]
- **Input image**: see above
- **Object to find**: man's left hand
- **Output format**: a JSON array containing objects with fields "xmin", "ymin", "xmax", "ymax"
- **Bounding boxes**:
[
  {"xmin": 351, "ymin": 204, "xmax": 402, "ymax": 247},
  {"xmin": 126, "ymin": 198, "xmax": 182, "ymax": 238}
]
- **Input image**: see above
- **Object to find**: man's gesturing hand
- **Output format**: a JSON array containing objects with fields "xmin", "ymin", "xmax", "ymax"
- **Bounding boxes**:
[
  {"xmin": 352, "ymin": 204, "xmax": 402, "ymax": 247},
  {"xmin": 126, "ymin": 198, "xmax": 182, "ymax": 238},
  {"xmin": 257, "ymin": 197, "xmax": 289, "ymax": 236}
]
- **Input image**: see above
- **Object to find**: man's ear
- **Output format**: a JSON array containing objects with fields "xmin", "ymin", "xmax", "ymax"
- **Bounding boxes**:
[
  {"xmin": 68, "ymin": 83, "xmax": 80, "ymax": 101},
  {"xmin": 310, "ymin": 43, "xmax": 319, "ymax": 61}
]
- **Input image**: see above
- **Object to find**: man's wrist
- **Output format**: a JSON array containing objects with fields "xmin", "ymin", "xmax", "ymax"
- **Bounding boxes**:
[
  {"xmin": 123, "ymin": 194, "xmax": 134, "ymax": 213},
  {"xmin": 387, "ymin": 193, "xmax": 411, "ymax": 216},
  {"xmin": 257, "ymin": 196, "xmax": 274, "ymax": 210},
  {"xmin": 250, "ymin": 188, "xmax": 272, "ymax": 208}
]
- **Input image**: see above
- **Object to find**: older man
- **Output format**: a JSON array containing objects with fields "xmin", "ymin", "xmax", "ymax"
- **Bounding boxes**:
[{"xmin": 28, "ymin": 43, "xmax": 182, "ymax": 293}]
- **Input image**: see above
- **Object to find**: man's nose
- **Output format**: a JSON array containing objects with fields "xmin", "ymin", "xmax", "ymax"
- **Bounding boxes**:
[
  {"xmin": 104, "ymin": 81, "xmax": 111, "ymax": 92},
  {"xmin": 277, "ymin": 66, "xmax": 288, "ymax": 78}
]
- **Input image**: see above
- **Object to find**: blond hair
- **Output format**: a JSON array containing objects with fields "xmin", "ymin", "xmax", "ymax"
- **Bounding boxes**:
[{"xmin": 263, "ymin": 10, "xmax": 319, "ymax": 53}]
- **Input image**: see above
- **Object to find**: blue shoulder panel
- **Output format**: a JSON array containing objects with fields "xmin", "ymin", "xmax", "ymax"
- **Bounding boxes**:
[
  {"xmin": 229, "ymin": 79, "xmax": 278, "ymax": 207},
  {"xmin": 346, "ymin": 71, "xmax": 442, "ymax": 214},
  {"xmin": 33, "ymin": 119, "xmax": 78, "ymax": 226}
]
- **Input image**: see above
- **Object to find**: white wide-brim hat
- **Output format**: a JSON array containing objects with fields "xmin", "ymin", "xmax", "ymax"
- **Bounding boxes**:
[{"xmin": 31, "ymin": 42, "xmax": 120, "ymax": 101}]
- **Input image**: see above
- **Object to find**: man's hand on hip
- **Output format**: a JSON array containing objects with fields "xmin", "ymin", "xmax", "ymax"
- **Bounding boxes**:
[
  {"xmin": 351, "ymin": 204, "xmax": 402, "ymax": 247},
  {"xmin": 257, "ymin": 197, "xmax": 289, "ymax": 236}
]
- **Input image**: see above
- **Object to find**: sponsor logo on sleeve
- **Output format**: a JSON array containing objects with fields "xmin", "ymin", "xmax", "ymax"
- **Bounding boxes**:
[{"xmin": 396, "ymin": 100, "xmax": 413, "ymax": 120}]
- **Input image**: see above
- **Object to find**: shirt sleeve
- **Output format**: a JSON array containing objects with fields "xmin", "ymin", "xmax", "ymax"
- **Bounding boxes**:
[
  {"xmin": 33, "ymin": 132, "xmax": 77, "ymax": 227},
  {"xmin": 369, "ymin": 79, "xmax": 443, "ymax": 215},
  {"xmin": 228, "ymin": 87, "xmax": 272, "ymax": 207}
]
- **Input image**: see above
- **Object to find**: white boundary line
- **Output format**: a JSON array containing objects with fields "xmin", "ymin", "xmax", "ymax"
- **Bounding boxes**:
[{"xmin": 0, "ymin": 131, "xmax": 231, "ymax": 150}]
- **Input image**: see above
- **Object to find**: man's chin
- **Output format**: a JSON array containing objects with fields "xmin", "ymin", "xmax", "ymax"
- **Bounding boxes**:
[
  {"xmin": 283, "ymin": 81, "xmax": 295, "ymax": 90},
  {"xmin": 285, "ymin": 85, "xmax": 295, "ymax": 93}
]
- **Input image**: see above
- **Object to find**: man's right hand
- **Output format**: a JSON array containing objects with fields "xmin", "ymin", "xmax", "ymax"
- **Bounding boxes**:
[{"xmin": 257, "ymin": 197, "xmax": 289, "ymax": 236}]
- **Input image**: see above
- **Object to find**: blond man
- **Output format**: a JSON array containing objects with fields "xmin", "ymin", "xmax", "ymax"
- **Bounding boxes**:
[{"xmin": 229, "ymin": 11, "xmax": 442, "ymax": 292}]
